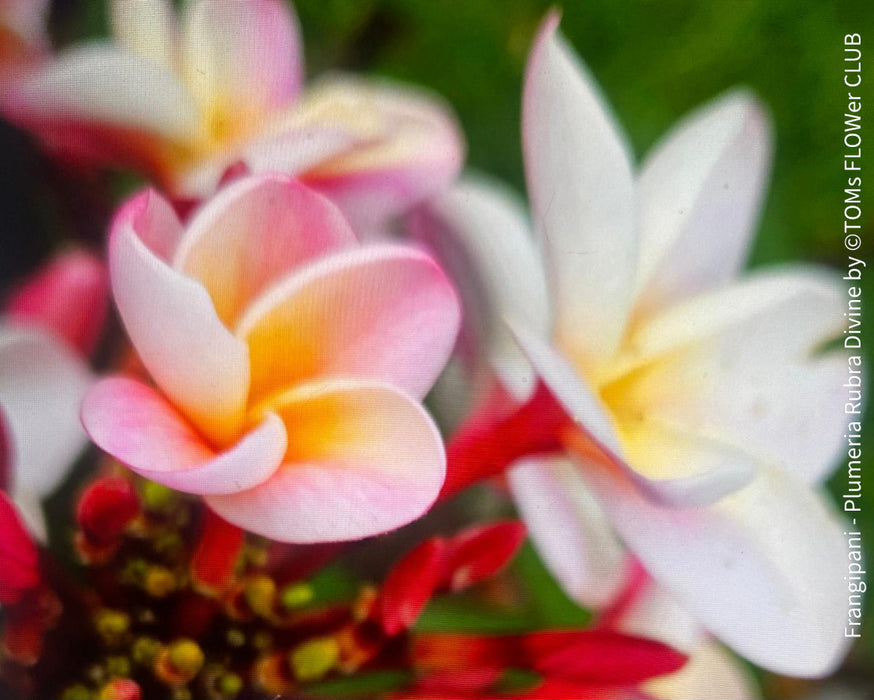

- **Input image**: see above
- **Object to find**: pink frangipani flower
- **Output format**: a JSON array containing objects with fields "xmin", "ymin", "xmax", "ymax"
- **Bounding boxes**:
[
  {"xmin": 81, "ymin": 172, "xmax": 460, "ymax": 543},
  {"xmin": 2, "ymin": 0, "xmax": 464, "ymax": 232},
  {"xmin": 427, "ymin": 11, "xmax": 851, "ymax": 679}
]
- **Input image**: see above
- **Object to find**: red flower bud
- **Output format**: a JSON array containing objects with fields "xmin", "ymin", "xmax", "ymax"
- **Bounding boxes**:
[
  {"xmin": 191, "ymin": 507, "xmax": 245, "ymax": 595},
  {"xmin": 443, "ymin": 520, "xmax": 527, "ymax": 592},
  {"xmin": 380, "ymin": 538, "xmax": 446, "ymax": 636},
  {"xmin": 0, "ymin": 492, "xmax": 39, "ymax": 605},
  {"xmin": 76, "ymin": 477, "xmax": 140, "ymax": 546}
]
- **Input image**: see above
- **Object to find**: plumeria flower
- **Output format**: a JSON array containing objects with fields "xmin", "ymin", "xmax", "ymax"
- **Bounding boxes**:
[
  {"xmin": 2, "ymin": 0, "xmax": 464, "ymax": 232},
  {"xmin": 0, "ymin": 0, "xmax": 49, "ymax": 79},
  {"xmin": 81, "ymin": 172, "xmax": 460, "ymax": 543},
  {"xmin": 429, "ymin": 11, "xmax": 850, "ymax": 679},
  {"xmin": 1, "ymin": 249, "xmax": 107, "ymax": 539}
]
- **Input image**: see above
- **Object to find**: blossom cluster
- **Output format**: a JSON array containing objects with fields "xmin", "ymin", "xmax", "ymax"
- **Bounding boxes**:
[{"xmin": 0, "ymin": 1, "xmax": 855, "ymax": 699}]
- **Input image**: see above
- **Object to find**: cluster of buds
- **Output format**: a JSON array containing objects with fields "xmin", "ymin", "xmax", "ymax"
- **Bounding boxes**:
[{"xmin": 0, "ymin": 468, "xmax": 686, "ymax": 699}]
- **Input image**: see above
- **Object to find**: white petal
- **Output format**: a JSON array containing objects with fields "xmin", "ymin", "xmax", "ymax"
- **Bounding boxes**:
[
  {"xmin": 0, "ymin": 326, "xmax": 91, "ymax": 498},
  {"xmin": 9, "ymin": 43, "xmax": 201, "ymax": 143},
  {"xmin": 635, "ymin": 90, "xmax": 771, "ymax": 313},
  {"xmin": 508, "ymin": 455, "xmax": 626, "ymax": 608},
  {"xmin": 624, "ymin": 268, "xmax": 847, "ymax": 483},
  {"xmin": 587, "ymin": 463, "xmax": 851, "ymax": 677},
  {"xmin": 110, "ymin": 0, "xmax": 177, "ymax": 70},
  {"xmin": 522, "ymin": 13, "xmax": 636, "ymax": 361},
  {"xmin": 509, "ymin": 322, "xmax": 753, "ymax": 507},
  {"xmin": 409, "ymin": 174, "xmax": 549, "ymax": 398},
  {"xmin": 646, "ymin": 640, "xmax": 760, "ymax": 700}
]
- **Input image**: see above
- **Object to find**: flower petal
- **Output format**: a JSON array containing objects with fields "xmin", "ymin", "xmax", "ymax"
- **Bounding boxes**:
[
  {"xmin": 173, "ymin": 173, "xmax": 355, "ymax": 325},
  {"xmin": 81, "ymin": 377, "xmax": 286, "ymax": 495},
  {"xmin": 5, "ymin": 249, "xmax": 108, "ymax": 356},
  {"xmin": 176, "ymin": 126, "xmax": 356, "ymax": 198},
  {"xmin": 207, "ymin": 379, "xmax": 446, "ymax": 543},
  {"xmin": 509, "ymin": 323, "xmax": 753, "ymax": 508},
  {"xmin": 522, "ymin": 12, "xmax": 636, "ymax": 361},
  {"xmin": 109, "ymin": 190, "xmax": 250, "ymax": 445},
  {"xmin": 630, "ymin": 267, "xmax": 844, "ymax": 361},
  {"xmin": 634, "ymin": 91, "xmax": 771, "ymax": 314},
  {"xmin": 298, "ymin": 76, "xmax": 465, "ymax": 233},
  {"xmin": 509, "ymin": 456, "xmax": 626, "ymax": 609},
  {"xmin": 181, "ymin": 0, "xmax": 302, "ymax": 115},
  {"xmin": 408, "ymin": 175, "xmax": 549, "ymax": 392},
  {"xmin": 623, "ymin": 269, "xmax": 847, "ymax": 483},
  {"xmin": 0, "ymin": 326, "xmax": 91, "ymax": 497},
  {"xmin": 237, "ymin": 243, "xmax": 460, "ymax": 403},
  {"xmin": 587, "ymin": 463, "xmax": 850, "ymax": 677},
  {"xmin": 4, "ymin": 43, "xmax": 201, "ymax": 143},
  {"xmin": 109, "ymin": 0, "xmax": 176, "ymax": 71}
]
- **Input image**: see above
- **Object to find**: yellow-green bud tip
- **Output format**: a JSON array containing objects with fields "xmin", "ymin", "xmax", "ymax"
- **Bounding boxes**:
[
  {"xmin": 289, "ymin": 636, "xmax": 340, "ymax": 682},
  {"xmin": 244, "ymin": 575, "xmax": 276, "ymax": 618},
  {"xmin": 168, "ymin": 638, "xmax": 205, "ymax": 677},
  {"xmin": 280, "ymin": 582, "xmax": 314, "ymax": 610}
]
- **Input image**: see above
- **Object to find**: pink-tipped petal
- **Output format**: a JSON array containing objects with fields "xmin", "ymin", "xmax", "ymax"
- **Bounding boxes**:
[
  {"xmin": 0, "ymin": 326, "xmax": 91, "ymax": 498},
  {"xmin": 508, "ymin": 456, "xmax": 626, "ymax": 609},
  {"xmin": 509, "ymin": 322, "xmax": 754, "ymax": 508},
  {"xmin": 635, "ymin": 90, "xmax": 771, "ymax": 314},
  {"xmin": 522, "ymin": 12, "xmax": 636, "ymax": 362},
  {"xmin": 1, "ymin": 0, "xmax": 49, "ymax": 47},
  {"xmin": 82, "ymin": 377, "xmax": 286, "ymax": 495},
  {"xmin": 586, "ymin": 463, "xmax": 850, "ymax": 678},
  {"xmin": 208, "ymin": 379, "xmax": 446, "ymax": 543},
  {"xmin": 298, "ymin": 76, "xmax": 465, "ymax": 233},
  {"xmin": 173, "ymin": 173, "xmax": 356, "ymax": 325},
  {"xmin": 5, "ymin": 249, "xmax": 108, "ymax": 356},
  {"xmin": 109, "ymin": 190, "xmax": 250, "ymax": 445},
  {"xmin": 5, "ymin": 43, "xmax": 201, "ymax": 143},
  {"xmin": 181, "ymin": 0, "xmax": 303, "ymax": 115},
  {"xmin": 176, "ymin": 126, "xmax": 356, "ymax": 198},
  {"xmin": 237, "ymin": 243, "xmax": 460, "ymax": 403}
]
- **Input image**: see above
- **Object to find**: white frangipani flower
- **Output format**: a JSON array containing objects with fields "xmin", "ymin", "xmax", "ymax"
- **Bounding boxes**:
[{"xmin": 424, "ymin": 11, "xmax": 852, "ymax": 679}]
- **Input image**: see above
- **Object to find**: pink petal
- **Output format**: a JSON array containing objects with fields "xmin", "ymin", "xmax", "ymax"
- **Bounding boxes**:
[
  {"xmin": 522, "ymin": 12, "xmax": 636, "ymax": 361},
  {"xmin": 181, "ymin": 0, "xmax": 303, "ymax": 115},
  {"xmin": 81, "ymin": 377, "xmax": 286, "ymax": 495},
  {"xmin": 635, "ymin": 91, "xmax": 771, "ymax": 315},
  {"xmin": 237, "ymin": 243, "xmax": 460, "ymax": 403},
  {"xmin": 0, "ymin": 326, "xmax": 92, "ymax": 498},
  {"xmin": 298, "ymin": 76, "xmax": 465, "ymax": 233},
  {"xmin": 5, "ymin": 249, "xmax": 107, "ymax": 355},
  {"xmin": 207, "ymin": 379, "xmax": 446, "ymax": 543},
  {"xmin": 109, "ymin": 190, "xmax": 250, "ymax": 445},
  {"xmin": 176, "ymin": 126, "xmax": 356, "ymax": 198},
  {"xmin": 173, "ymin": 173, "xmax": 356, "ymax": 325}
]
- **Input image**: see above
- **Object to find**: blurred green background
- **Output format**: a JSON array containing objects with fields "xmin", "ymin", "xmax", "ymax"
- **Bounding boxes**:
[{"xmin": 2, "ymin": 1, "xmax": 873, "ymax": 697}]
